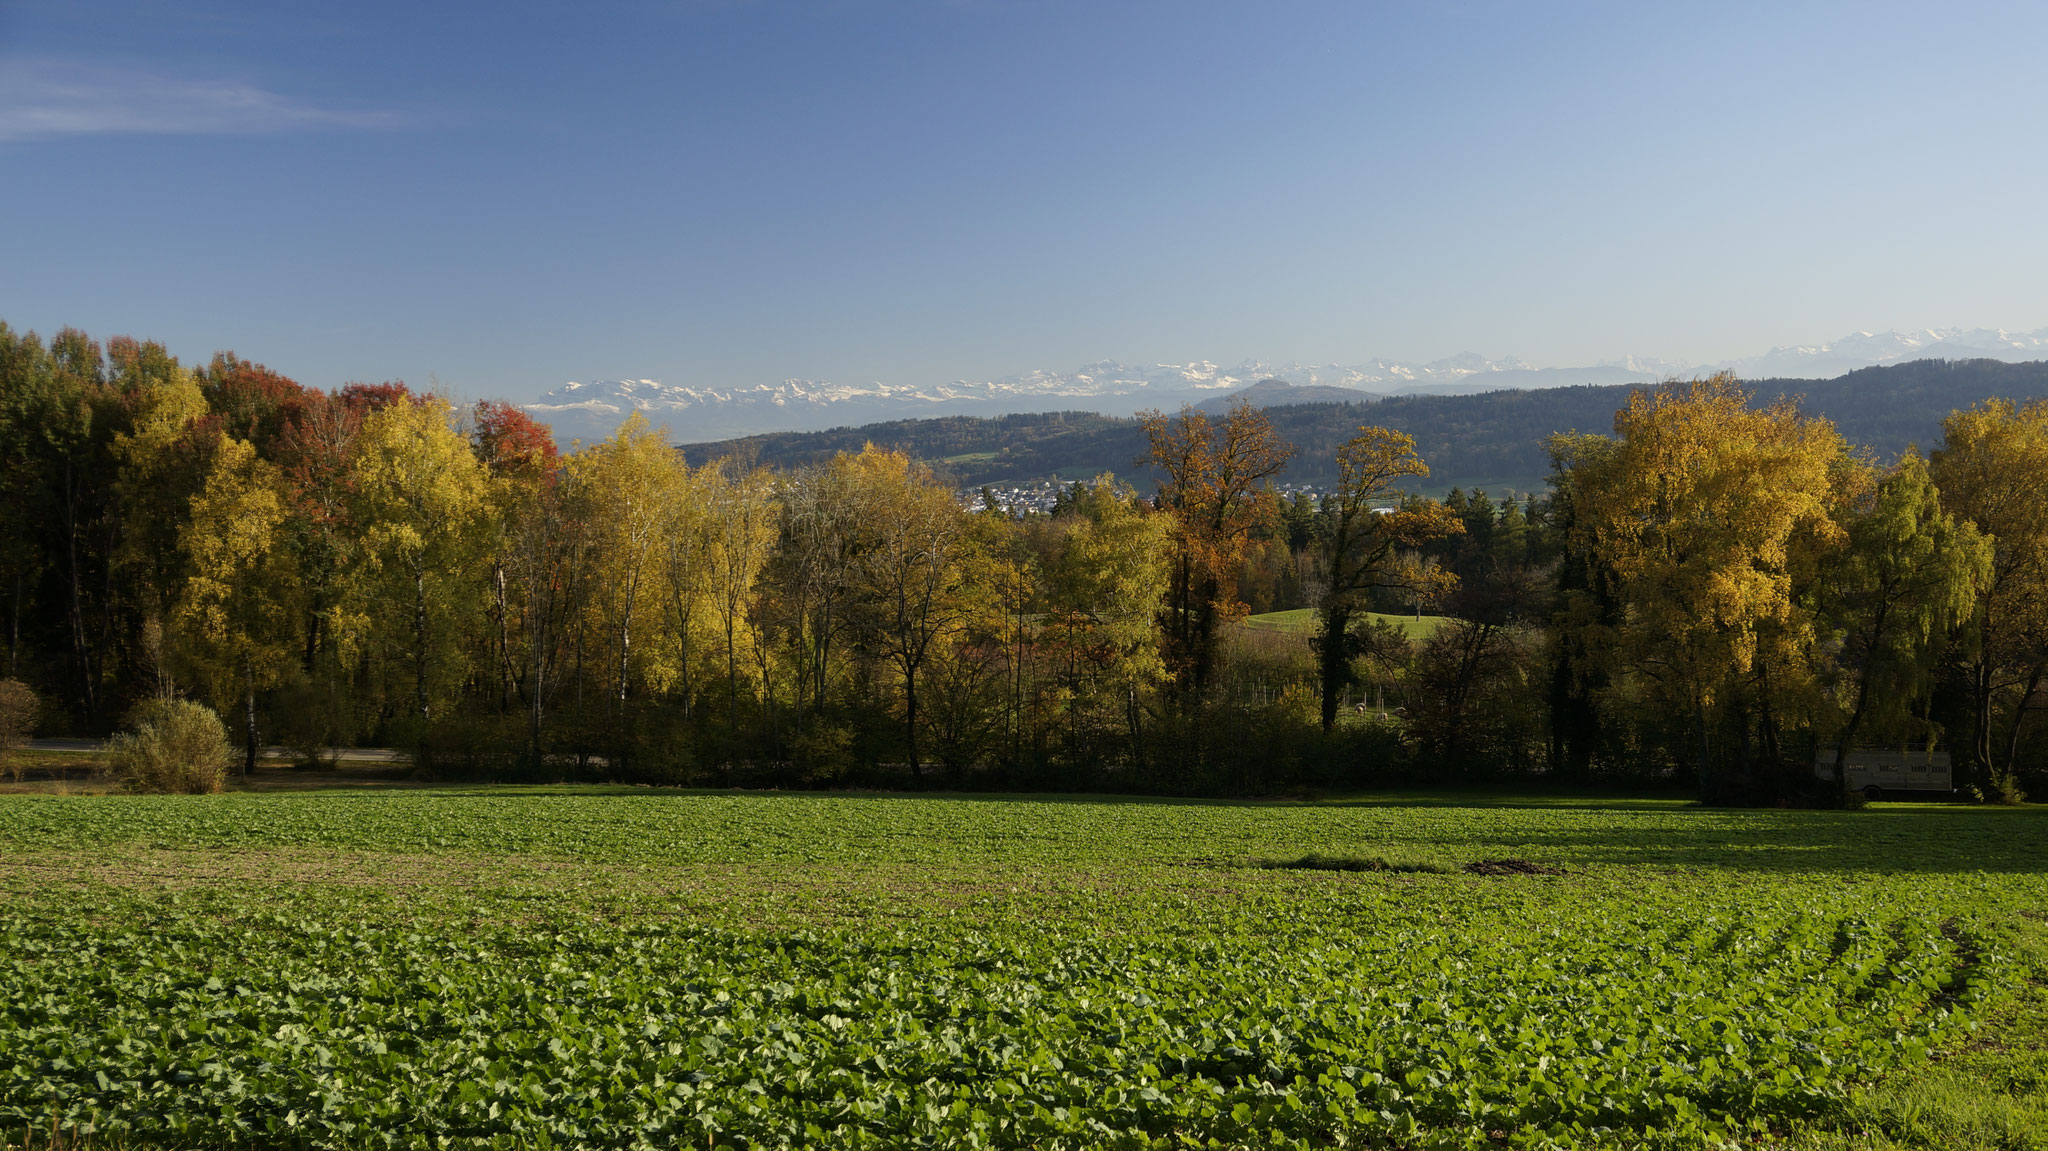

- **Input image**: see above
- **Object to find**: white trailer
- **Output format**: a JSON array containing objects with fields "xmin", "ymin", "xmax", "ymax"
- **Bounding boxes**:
[{"xmin": 1813, "ymin": 748, "xmax": 1953, "ymax": 799}]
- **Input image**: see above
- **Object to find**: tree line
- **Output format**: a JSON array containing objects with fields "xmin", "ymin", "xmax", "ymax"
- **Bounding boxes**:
[{"xmin": 3, "ymin": 322, "xmax": 2044, "ymax": 801}]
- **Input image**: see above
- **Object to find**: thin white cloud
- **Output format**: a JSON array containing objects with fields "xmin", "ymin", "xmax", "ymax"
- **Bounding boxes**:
[{"xmin": 0, "ymin": 58, "xmax": 398, "ymax": 142}]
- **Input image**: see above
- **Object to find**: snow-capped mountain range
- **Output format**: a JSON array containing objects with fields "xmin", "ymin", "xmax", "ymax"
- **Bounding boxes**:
[{"xmin": 522, "ymin": 327, "xmax": 2048, "ymax": 445}]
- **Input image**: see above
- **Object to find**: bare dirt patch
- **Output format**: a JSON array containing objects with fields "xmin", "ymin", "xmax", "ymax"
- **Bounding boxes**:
[
  {"xmin": 1251, "ymin": 854, "xmax": 1452, "ymax": 875},
  {"xmin": 1461, "ymin": 858, "xmax": 1566, "ymax": 876}
]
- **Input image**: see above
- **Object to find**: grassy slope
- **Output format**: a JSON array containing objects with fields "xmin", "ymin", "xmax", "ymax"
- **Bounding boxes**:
[
  {"xmin": 1246, "ymin": 607, "xmax": 1449, "ymax": 640},
  {"xmin": 0, "ymin": 791, "xmax": 2041, "ymax": 1148}
]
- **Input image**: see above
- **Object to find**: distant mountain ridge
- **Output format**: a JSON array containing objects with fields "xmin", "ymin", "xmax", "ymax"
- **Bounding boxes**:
[
  {"xmin": 523, "ymin": 356, "xmax": 1546, "ymax": 445},
  {"xmin": 524, "ymin": 326, "xmax": 2048, "ymax": 445},
  {"xmin": 1718, "ymin": 328, "xmax": 2048, "ymax": 379},
  {"xmin": 678, "ymin": 358, "xmax": 2048, "ymax": 497},
  {"xmin": 1194, "ymin": 378, "xmax": 1383, "ymax": 412}
]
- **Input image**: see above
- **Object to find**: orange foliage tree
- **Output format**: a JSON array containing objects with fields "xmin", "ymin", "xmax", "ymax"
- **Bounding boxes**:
[{"xmin": 1141, "ymin": 400, "xmax": 1293, "ymax": 697}]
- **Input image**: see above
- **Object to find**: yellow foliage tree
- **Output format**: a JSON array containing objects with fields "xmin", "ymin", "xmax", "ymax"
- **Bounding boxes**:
[
  {"xmin": 762, "ymin": 463, "xmax": 859, "ymax": 747},
  {"xmin": 567, "ymin": 415, "xmax": 695, "ymax": 725},
  {"xmin": 111, "ymin": 363, "xmax": 212, "ymax": 660},
  {"xmin": 1565, "ymin": 375, "xmax": 1849, "ymax": 800},
  {"xmin": 488, "ymin": 459, "xmax": 571, "ymax": 759},
  {"xmin": 349, "ymin": 397, "xmax": 490, "ymax": 738},
  {"xmin": 660, "ymin": 468, "xmax": 718, "ymax": 725},
  {"xmin": 1040, "ymin": 476, "xmax": 1172, "ymax": 759},
  {"xmin": 841, "ymin": 446, "xmax": 979, "ymax": 778},
  {"xmin": 173, "ymin": 435, "xmax": 301, "ymax": 774},
  {"xmin": 705, "ymin": 465, "xmax": 777, "ymax": 741}
]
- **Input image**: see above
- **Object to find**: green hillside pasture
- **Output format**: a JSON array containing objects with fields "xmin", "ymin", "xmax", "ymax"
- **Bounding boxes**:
[
  {"xmin": 1246, "ymin": 607, "xmax": 1449, "ymax": 641},
  {"xmin": 0, "ymin": 792, "xmax": 2041, "ymax": 1149}
]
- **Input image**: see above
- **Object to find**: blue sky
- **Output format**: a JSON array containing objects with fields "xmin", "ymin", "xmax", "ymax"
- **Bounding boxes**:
[{"xmin": 2, "ymin": 0, "xmax": 2045, "ymax": 401}]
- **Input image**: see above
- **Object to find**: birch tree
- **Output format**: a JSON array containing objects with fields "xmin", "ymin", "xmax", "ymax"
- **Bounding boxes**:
[
  {"xmin": 844, "ymin": 447, "xmax": 976, "ymax": 778},
  {"xmin": 174, "ymin": 435, "xmax": 302, "ymax": 774},
  {"xmin": 350, "ymin": 397, "xmax": 490, "ymax": 740}
]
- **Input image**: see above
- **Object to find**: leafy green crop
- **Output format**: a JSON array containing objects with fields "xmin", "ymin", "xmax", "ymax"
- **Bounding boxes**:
[{"xmin": 0, "ymin": 790, "xmax": 2039, "ymax": 1149}]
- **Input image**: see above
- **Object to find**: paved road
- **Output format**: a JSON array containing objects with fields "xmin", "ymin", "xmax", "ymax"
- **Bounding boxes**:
[
  {"xmin": 23, "ymin": 738, "xmax": 100, "ymax": 753},
  {"xmin": 26, "ymin": 739, "xmax": 407, "ymax": 762}
]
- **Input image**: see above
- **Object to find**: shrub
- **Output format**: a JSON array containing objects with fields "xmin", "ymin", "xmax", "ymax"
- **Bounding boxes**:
[
  {"xmin": 617, "ymin": 705, "xmax": 698, "ymax": 786},
  {"xmin": 425, "ymin": 712, "xmax": 547, "ymax": 782},
  {"xmin": 109, "ymin": 699, "xmax": 231, "ymax": 794},
  {"xmin": 1982, "ymin": 766, "xmax": 2029, "ymax": 805},
  {"xmin": 269, "ymin": 676, "xmax": 351, "ymax": 769},
  {"xmin": 790, "ymin": 721, "xmax": 857, "ymax": 784},
  {"xmin": 0, "ymin": 679, "xmax": 37, "ymax": 782}
]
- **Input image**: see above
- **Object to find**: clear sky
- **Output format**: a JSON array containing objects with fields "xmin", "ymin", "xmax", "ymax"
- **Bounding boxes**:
[{"xmin": 2, "ymin": 0, "xmax": 2045, "ymax": 401}]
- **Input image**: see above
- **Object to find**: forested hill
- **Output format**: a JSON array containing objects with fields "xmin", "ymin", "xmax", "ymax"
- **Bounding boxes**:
[{"xmin": 679, "ymin": 358, "xmax": 2048, "ymax": 494}]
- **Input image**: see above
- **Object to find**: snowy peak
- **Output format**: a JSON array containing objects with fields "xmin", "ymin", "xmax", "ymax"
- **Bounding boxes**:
[{"xmin": 1713, "ymin": 327, "xmax": 2048, "ymax": 380}]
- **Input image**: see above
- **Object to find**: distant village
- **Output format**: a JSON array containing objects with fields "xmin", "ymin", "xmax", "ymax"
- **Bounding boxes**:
[{"xmin": 960, "ymin": 477, "xmax": 1335, "ymax": 516}]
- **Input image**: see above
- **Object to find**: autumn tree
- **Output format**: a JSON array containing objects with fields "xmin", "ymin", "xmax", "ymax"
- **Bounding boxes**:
[
  {"xmin": 567, "ymin": 415, "xmax": 690, "ymax": 733},
  {"xmin": 843, "ymin": 447, "xmax": 977, "ymax": 778},
  {"xmin": 266, "ymin": 389, "xmax": 373, "ymax": 752},
  {"xmin": 660, "ymin": 467, "xmax": 716, "ymax": 726},
  {"xmin": 1038, "ymin": 476, "xmax": 1171, "ymax": 762},
  {"xmin": 109, "ymin": 347, "xmax": 216, "ymax": 665},
  {"xmin": 471, "ymin": 401, "xmax": 561, "ymax": 717},
  {"xmin": 473, "ymin": 401, "xmax": 559, "ymax": 475},
  {"xmin": 349, "ymin": 396, "xmax": 490, "ymax": 743},
  {"xmin": 173, "ymin": 435, "xmax": 303, "ymax": 774},
  {"xmin": 498, "ymin": 462, "xmax": 580, "ymax": 761},
  {"xmin": 1818, "ymin": 453, "xmax": 1989, "ymax": 796},
  {"xmin": 1563, "ymin": 375, "xmax": 1850, "ymax": 801},
  {"xmin": 1310, "ymin": 427, "xmax": 1461, "ymax": 731},
  {"xmin": 705, "ymin": 465, "xmax": 776, "ymax": 743},
  {"xmin": 968, "ymin": 504, "xmax": 1039, "ymax": 769},
  {"xmin": 762, "ymin": 462, "xmax": 862, "ymax": 762},
  {"xmin": 196, "ymin": 353, "xmax": 315, "ymax": 453},
  {"xmin": 459, "ymin": 401, "xmax": 570, "ymax": 765},
  {"xmin": 1930, "ymin": 399, "xmax": 2048, "ymax": 799},
  {"xmin": 1142, "ymin": 400, "xmax": 1293, "ymax": 697}
]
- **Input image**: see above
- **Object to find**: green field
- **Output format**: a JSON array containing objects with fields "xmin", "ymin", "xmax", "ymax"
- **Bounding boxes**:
[
  {"xmin": 1245, "ymin": 608, "xmax": 1450, "ymax": 641},
  {"xmin": 0, "ymin": 790, "xmax": 2042, "ymax": 1149}
]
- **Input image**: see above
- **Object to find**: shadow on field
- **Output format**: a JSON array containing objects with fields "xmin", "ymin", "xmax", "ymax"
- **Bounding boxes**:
[
  {"xmin": 44, "ymin": 777, "xmax": 2041, "ymax": 877},
  {"xmin": 1451, "ymin": 807, "xmax": 2048, "ymax": 875},
  {"xmin": 478, "ymin": 785, "xmax": 2048, "ymax": 876},
  {"xmin": 958, "ymin": 791, "xmax": 2037, "ymax": 875}
]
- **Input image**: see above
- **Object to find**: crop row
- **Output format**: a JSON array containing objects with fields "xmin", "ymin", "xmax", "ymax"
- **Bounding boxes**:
[{"xmin": 0, "ymin": 893, "xmax": 2000, "ymax": 1150}]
